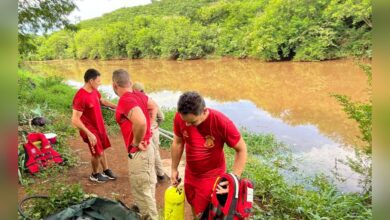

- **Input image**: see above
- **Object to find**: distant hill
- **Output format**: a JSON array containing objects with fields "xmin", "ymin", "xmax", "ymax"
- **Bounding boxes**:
[
  {"xmin": 27, "ymin": 0, "xmax": 371, "ymax": 61},
  {"xmin": 79, "ymin": 0, "xmax": 216, "ymax": 29}
]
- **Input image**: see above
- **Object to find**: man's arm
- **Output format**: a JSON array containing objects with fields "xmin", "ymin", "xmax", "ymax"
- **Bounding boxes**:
[
  {"xmin": 156, "ymin": 107, "xmax": 164, "ymax": 126},
  {"xmin": 171, "ymin": 134, "xmax": 184, "ymax": 186},
  {"xmin": 126, "ymin": 106, "xmax": 147, "ymax": 150},
  {"xmin": 217, "ymin": 137, "xmax": 247, "ymax": 194},
  {"xmin": 231, "ymin": 137, "xmax": 247, "ymax": 177},
  {"xmin": 100, "ymin": 98, "xmax": 117, "ymax": 109},
  {"xmin": 147, "ymin": 98, "xmax": 158, "ymax": 124},
  {"xmin": 71, "ymin": 109, "xmax": 97, "ymax": 146}
]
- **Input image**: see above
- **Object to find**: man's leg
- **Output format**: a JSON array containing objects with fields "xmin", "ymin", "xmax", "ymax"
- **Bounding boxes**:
[
  {"xmin": 185, "ymin": 176, "xmax": 216, "ymax": 220},
  {"xmin": 91, "ymin": 155, "xmax": 99, "ymax": 174},
  {"xmin": 149, "ymin": 141, "xmax": 157, "ymax": 209},
  {"xmin": 128, "ymin": 146, "xmax": 158, "ymax": 219},
  {"xmin": 99, "ymin": 152, "xmax": 109, "ymax": 171},
  {"xmin": 152, "ymin": 129, "xmax": 165, "ymax": 177},
  {"xmin": 97, "ymin": 135, "xmax": 117, "ymax": 180},
  {"xmin": 87, "ymin": 137, "xmax": 110, "ymax": 182}
]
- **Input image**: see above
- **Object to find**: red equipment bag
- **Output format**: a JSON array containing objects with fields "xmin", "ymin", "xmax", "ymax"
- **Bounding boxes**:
[{"xmin": 207, "ymin": 173, "xmax": 254, "ymax": 220}]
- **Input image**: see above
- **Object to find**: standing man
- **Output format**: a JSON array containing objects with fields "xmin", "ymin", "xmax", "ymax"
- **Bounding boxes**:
[
  {"xmin": 171, "ymin": 91, "xmax": 247, "ymax": 219},
  {"xmin": 112, "ymin": 69, "xmax": 159, "ymax": 219},
  {"xmin": 71, "ymin": 68, "xmax": 117, "ymax": 183},
  {"xmin": 132, "ymin": 82, "xmax": 167, "ymax": 182}
]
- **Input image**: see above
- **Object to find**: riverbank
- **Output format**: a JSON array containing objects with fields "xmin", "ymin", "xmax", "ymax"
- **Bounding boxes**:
[{"xmin": 18, "ymin": 69, "xmax": 371, "ymax": 219}]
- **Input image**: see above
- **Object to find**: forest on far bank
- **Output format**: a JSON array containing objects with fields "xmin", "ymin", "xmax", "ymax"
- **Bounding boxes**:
[{"xmin": 20, "ymin": 0, "xmax": 371, "ymax": 61}]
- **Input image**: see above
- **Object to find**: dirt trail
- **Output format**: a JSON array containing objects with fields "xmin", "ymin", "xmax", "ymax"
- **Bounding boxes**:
[{"xmin": 18, "ymin": 135, "xmax": 193, "ymax": 219}]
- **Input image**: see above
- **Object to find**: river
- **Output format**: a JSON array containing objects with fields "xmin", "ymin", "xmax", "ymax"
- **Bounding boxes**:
[{"xmin": 24, "ymin": 58, "xmax": 370, "ymax": 192}]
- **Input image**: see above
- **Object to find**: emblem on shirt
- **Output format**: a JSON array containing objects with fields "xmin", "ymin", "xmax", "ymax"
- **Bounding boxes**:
[
  {"xmin": 183, "ymin": 130, "xmax": 189, "ymax": 138},
  {"xmin": 204, "ymin": 135, "xmax": 215, "ymax": 148}
]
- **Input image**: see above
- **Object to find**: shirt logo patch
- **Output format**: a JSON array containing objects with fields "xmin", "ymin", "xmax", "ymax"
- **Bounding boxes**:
[
  {"xmin": 204, "ymin": 135, "xmax": 215, "ymax": 148},
  {"xmin": 183, "ymin": 130, "xmax": 189, "ymax": 138}
]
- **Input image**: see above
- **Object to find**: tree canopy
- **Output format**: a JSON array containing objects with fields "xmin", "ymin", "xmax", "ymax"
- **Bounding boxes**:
[
  {"xmin": 18, "ymin": 0, "xmax": 77, "ymax": 56},
  {"xmin": 22, "ymin": 0, "xmax": 371, "ymax": 61}
]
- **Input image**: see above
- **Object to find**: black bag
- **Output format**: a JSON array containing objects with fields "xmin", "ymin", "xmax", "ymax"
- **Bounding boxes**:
[{"xmin": 44, "ymin": 197, "xmax": 141, "ymax": 220}]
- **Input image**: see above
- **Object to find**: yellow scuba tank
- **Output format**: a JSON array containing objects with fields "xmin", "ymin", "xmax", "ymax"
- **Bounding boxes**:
[{"xmin": 164, "ymin": 184, "xmax": 185, "ymax": 220}]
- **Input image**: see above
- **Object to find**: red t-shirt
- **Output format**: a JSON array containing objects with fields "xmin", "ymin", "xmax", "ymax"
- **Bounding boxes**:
[
  {"xmin": 115, "ymin": 91, "xmax": 151, "ymax": 153},
  {"xmin": 72, "ymin": 88, "xmax": 108, "ymax": 140},
  {"xmin": 173, "ymin": 108, "xmax": 241, "ymax": 177}
]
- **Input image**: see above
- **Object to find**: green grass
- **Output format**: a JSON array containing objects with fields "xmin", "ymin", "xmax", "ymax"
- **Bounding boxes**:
[
  {"xmin": 225, "ymin": 147, "xmax": 371, "ymax": 219},
  {"xmin": 20, "ymin": 183, "xmax": 85, "ymax": 219},
  {"xmin": 18, "ymin": 69, "xmax": 78, "ymax": 185},
  {"xmin": 158, "ymin": 107, "xmax": 175, "ymax": 149}
]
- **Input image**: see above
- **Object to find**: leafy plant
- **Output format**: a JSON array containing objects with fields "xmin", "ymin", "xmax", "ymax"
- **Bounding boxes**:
[
  {"xmin": 332, "ymin": 63, "xmax": 372, "ymax": 194},
  {"xmin": 23, "ymin": 0, "xmax": 371, "ymax": 61}
]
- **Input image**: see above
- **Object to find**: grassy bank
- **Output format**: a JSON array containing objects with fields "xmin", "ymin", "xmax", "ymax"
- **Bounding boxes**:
[
  {"xmin": 17, "ymin": 69, "xmax": 118, "ymax": 185},
  {"xmin": 18, "ymin": 69, "xmax": 77, "ymax": 185},
  {"xmin": 18, "ymin": 69, "xmax": 120, "ymax": 218},
  {"xmin": 18, "ymin": 70, "xmax": 371, "ymax": 219},
  {"xmin": 18, "ymin": 69, "xmax": 85, "ymax": 218}
]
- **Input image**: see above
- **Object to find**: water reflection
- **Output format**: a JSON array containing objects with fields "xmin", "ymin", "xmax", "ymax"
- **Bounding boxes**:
[{"xmin": 24, "ymin": 59, "xmax": 369, "ymax": 192}]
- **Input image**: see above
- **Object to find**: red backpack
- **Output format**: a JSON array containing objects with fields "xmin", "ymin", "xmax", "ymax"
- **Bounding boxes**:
[
  {"xmin": 23, "ymin": 133, "xmax": 64, "ymax": 174},
  {"xmin": 207, "ymin": 173, "xmax": 254, "ymax": 220}
]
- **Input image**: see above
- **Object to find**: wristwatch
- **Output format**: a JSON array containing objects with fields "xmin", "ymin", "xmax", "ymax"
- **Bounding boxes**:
[{"xmin": 128, "ymin": 143, "xmax": 139, "ymax": 159}]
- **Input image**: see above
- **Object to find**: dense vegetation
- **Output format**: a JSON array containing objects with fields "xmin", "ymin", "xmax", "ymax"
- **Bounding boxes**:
[
  {"xmin": 23, "ymin": 0, "xmax": 371, "ymax": 61},
  {"xmin": 18, "ymin": 0, "xmax": 77, "ymax": 57},
  {"xmin": 333, "ymin": 63, "xmax": 372, "ymax": 194}
]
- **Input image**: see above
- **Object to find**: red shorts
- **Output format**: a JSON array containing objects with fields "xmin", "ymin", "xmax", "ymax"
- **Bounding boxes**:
[
  {"xmin": 82, "ymin": 132, "xmax": 111, "ymax": 156},
  {"xmin": 184, "ymin": 174, "xmax": 218, "ymax": 216}
]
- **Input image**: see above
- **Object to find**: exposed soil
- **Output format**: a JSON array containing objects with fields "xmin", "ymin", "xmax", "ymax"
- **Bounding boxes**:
[{"xmin": 18, "ymin": 135, "xmax": 193, "ymax": 220}]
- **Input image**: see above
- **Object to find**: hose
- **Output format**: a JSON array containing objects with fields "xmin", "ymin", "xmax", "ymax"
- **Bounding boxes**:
[{"xmin": 18, "ymin": 195, "xmax": 49, "ymax": 220}]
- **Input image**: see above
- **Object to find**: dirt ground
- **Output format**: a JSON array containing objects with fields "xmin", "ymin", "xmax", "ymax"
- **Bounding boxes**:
[{"xmin": 18, "ymin": 135, "xmax": 193, "ymax": 220}]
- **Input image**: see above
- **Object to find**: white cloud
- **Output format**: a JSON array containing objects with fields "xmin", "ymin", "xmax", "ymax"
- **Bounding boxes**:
[{"xmin": 69, "ymin": 0, "xmax": 152, "ymax": 22}]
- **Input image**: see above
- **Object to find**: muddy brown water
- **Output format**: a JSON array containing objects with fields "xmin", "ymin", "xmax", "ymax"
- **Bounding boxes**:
[{"xmin": 23, "ymin": 58, "xmax": 370, "ymax": 192}]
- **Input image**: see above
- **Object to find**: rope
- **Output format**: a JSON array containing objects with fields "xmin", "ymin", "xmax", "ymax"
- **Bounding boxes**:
[{"xmin": 18, "ymin": 195, "xmax": 50, "ymax": 220}]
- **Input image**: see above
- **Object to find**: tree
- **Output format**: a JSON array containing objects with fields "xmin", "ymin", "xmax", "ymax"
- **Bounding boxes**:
[{"xmin": 18, "ymin": 0, "xmax": 77, "ymax": 56}]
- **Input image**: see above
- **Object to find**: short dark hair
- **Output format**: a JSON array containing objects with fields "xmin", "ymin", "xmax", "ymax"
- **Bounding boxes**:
[
  {"xmin": 84, "ymin": 68, "xmax": 101, "ymax": 83},
  {"xmin": 177, "ymin": 91, "xmax": 205, "ymax": 115}
]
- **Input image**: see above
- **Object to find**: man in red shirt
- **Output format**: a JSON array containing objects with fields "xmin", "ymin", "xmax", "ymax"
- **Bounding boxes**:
[
  {"xmin": 112, "ymin": 69, "xmax": 159, "ymax": 219},
  {"xmin": 171, "ymin": 91, "xmax": 247, "ymax": 219},
  {"xmin": 71, "ymin": 69, "xmax": 117, "ymax": 183}
]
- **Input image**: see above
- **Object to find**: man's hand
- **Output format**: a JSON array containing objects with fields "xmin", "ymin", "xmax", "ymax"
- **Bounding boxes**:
[
  {"xmin": 216, "ymin": 181, "xmax": 229, "ymax": 194},
  {"xmin": 171, "ymin": 169, "xmax": 180, "ymax": 186},
  {"xmin": 137, "ymin": 141, "xmax": 148, "ymax": 151},
  {"xmin": 87, "ymin": 132, "xmax": 97, "ymax": 146}
]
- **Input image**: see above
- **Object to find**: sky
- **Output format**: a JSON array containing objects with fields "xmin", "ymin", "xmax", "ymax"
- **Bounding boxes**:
[{"xmin": 69, "ymin": 0, "xmax": 152, "ymax": 23}]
